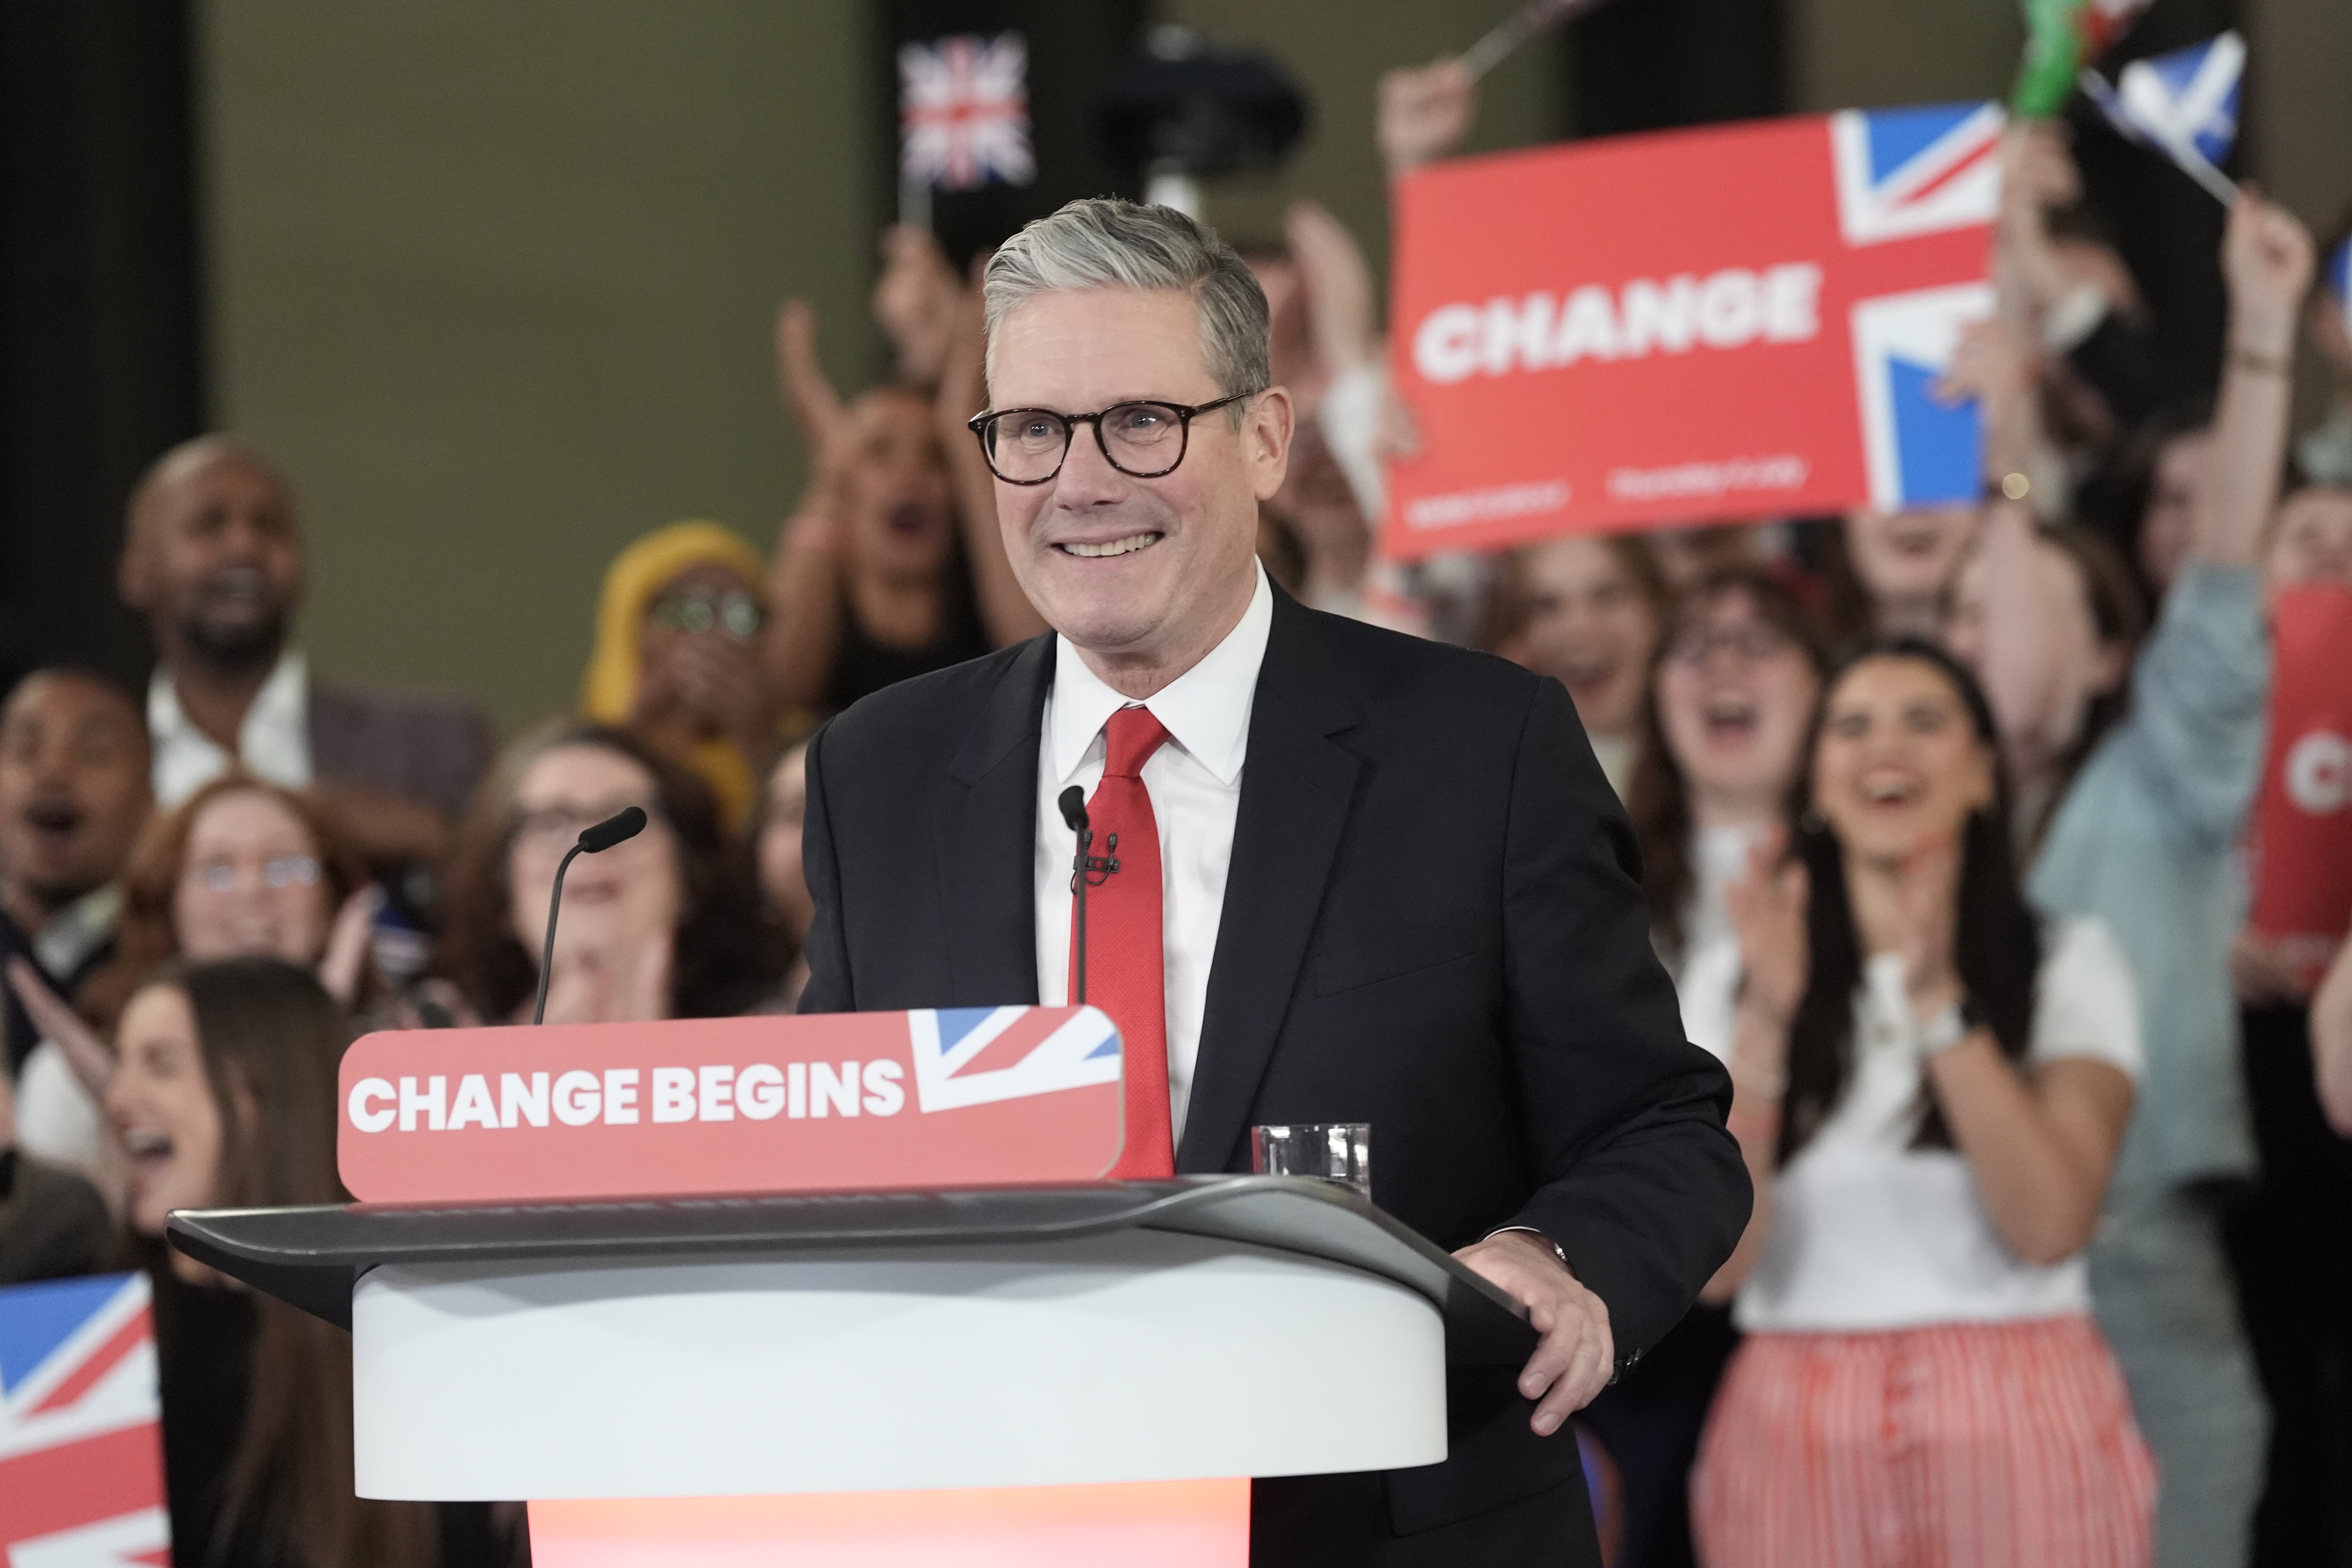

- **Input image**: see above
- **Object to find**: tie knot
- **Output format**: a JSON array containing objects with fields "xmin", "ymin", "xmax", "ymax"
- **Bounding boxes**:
[{"xmin": 1102, "ymin": 705, "xmax": 1171, "ymax": 779}]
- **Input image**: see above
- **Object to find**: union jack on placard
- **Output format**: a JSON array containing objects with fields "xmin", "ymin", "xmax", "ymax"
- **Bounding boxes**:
[
  {"xmin": 1850, "ymin": 282, "xmax": 1997, "ymax": 511},
  {"xmin": 0, "ymin": 1273, "xmax": 171, "ymax": 1567},
  {"xmin": 907, "ymin": 1005, "xmax": 1121, "ymax": 1114},
  {"xmin": 1830, "ymin": 101, "xmax": 2004, "ymax": 248},
  {"xmin": 899, "ymin": 33, "xmax": 1035, "ymax": 193}
]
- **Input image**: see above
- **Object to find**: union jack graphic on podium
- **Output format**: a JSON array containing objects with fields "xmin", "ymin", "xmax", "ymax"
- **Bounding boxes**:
[
  {"xmin": 898, "ymin": 33, "xmax": 1035, "ymax": 193},
  {"xmin": 0, "ymin": 1272, "xmax": 171, "ymax": 1567},
  {"xmin": 908, "ymin": 1005, "xmax": 1122, "ymax": 1114},
  {"xmin": 1828, "ymin": 101, "xmax": 2004, "ymax": 509}
]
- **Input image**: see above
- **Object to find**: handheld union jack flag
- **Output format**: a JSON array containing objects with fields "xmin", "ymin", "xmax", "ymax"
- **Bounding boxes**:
[
  {"xmin": 0, "ymin": 1273, "xmax": 170, "ymax": 1567},
  {"xmin": 899, "ymin": 34, "xmax": 1035, "ymax": 194},
  {"xmin": 908, "ymin": 1006, "xmax": 1121, "ymax": 1114},
  {"xmin": 1828, "ymin": 103, "xmax": 2004, "ymax": 510}
]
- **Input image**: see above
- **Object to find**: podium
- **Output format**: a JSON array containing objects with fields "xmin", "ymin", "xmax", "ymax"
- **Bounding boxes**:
[{"xmin": 170, "ymin": 1175, "xmax": 1536, "ymax": 1565}]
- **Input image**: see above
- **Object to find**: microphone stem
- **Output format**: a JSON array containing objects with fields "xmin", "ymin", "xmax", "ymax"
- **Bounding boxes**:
[
  {"xmin": 1072, "ymin": 829, "xmax": 1089, "ymax": 1006},
  {"xmin": 532, "ymin": 841, "xmax": 587, "ymax": 1026}
]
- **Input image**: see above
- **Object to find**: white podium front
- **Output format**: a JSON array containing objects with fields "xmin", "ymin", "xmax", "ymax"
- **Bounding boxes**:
[{"xmin": 170, "ymin": 1177, "xmax": 1534, "ymax": 1566}]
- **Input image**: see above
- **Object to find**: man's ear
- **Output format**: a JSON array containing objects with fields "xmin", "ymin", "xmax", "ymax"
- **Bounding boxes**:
[{"xmin": 1248, "ymin": 385, "xmax": 1296, "ymax": 501}]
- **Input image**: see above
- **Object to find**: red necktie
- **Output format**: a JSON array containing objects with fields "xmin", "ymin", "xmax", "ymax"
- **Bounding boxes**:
[{"xmin": 1077, "ymin": 705, "xmax": 1175, "ymax": 1179}]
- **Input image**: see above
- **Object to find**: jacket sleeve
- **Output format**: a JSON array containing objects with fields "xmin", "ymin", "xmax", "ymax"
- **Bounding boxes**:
[
  {"xmin": 1495, "ymin": 678, "xmax": 1750, "ymax": 1359},
  {"xmin": 795, "ymin": 722, "xmax": 855, "ymax": 1015}
]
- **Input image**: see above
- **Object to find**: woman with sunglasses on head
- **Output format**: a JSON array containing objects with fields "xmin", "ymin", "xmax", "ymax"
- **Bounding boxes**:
[
  {"xmin": 580, "ymin": 520, "xmax": 782, "ymax": 832},
  {"xmin": 437, "ymin": 723, "xmax": 778, "ymax": 1027},
  {"xmin": 1577, "ymin": 568, "xmax": 1826, "ymax": 1568},
  {"xmin": 1688, "ymin": 639, "xmax": 2152, "ymax": 1568},
  {"xmin": 110, "ymin": 955, "xmax": 509, "ymax": 1568}
]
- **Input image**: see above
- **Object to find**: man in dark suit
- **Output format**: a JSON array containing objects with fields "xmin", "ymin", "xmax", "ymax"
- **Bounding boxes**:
[
  {"xmin": 119, "ymin": 436, "xmax": 494, "ymax": 870},
  {"xmin": 800, "ymin": 198, "xmax": 1748, "ymax": 1567}
]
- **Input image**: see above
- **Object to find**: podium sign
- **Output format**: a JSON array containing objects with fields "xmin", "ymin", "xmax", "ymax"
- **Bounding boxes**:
[
  {"xmin": 339, "ymin": 1006, "xmax": 1127, "ymax": 1204},
  {"xmin": 1382, "ymin": 102, "xmax": 2001, "ymax": 556}
]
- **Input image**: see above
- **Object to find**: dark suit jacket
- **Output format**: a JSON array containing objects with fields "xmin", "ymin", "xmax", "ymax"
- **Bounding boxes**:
[
  {"xmin": 307, "ymin": 677, "xmax": 496, "ymax": 823},
  {"xmin": 800, "ymin": 589, "xmax": 1750, "ymax": 1567}
]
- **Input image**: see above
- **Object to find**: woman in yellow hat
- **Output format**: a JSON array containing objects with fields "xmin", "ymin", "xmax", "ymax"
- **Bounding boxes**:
[{"xmin": 579, "ymin": 520, "xmax": 777, "ymax": 830}]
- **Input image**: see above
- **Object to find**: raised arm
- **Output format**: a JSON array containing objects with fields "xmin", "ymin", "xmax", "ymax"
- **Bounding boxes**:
[
  {"xmin": 936, "ymin": 274, "xmax": 1047, "ymax": 648},
  {"xmin": 2194, "ymin": 195, "xmax": 2314, "ymax": 571},
  {"xmin": 766, "ymin": 301, "xmax": 851, "ymax": 709}
]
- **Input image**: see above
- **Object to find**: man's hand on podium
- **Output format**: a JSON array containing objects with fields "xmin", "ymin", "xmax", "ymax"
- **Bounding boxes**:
[{"xmin": 1453, "ymin": 1230, "xmax": 1615, "ymax": 1437}]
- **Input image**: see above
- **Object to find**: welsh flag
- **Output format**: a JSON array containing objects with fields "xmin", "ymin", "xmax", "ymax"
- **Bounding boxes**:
[{"xmin": 2012, "ymin": 0, "xmax": 2153, "ymax": 117}]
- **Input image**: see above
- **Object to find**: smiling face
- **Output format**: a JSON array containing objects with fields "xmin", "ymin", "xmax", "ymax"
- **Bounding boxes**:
[
  {"xmin": 174, "ymin": 787, "xmax": 333, "ymax": 965},
  {"xmin": 0, "ymin": 673, "xmax": 151, "ymax": 924},
  {"xmin": 504, "ymin": 744, "xmax": 681, "ymax": 962},
  {"xmin": 986, "ymin": 288, "xmax": 1290, "ymax": 685},
  {"xmin": 1845, "ymin": 505, "xmax": 1981, "ymax": 615},
  {"xmin": 104, "ymin": 983, "xmax": 224, "ymax": 1237},
  {"xmin": 1508, "ymin": 537, "xmax": 1662, "ymax": 739},
  {"xmin": 1655, "ymin": 587, "xmax": 1820, "ymax": 823},
  {"xmin": 2266, "ymin": 485, "xmax": 2352, "ymax": 593},
  {"xmin": 840, "ymin": 389, "xmax": 957, "ymax": 581},
  {"xmin": 1812, "ymin": 655, "xmax": 1996, "ymax": 866}
]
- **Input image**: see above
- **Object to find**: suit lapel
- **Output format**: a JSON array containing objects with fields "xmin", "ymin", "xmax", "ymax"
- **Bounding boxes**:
[
  {"xmin": 1179, "ymin": 594, "xmax": 1364, "ymax": 1171},
  {"xmin": 931, "ymin": 636, "xmax": 1054, "ymax": 1007}
]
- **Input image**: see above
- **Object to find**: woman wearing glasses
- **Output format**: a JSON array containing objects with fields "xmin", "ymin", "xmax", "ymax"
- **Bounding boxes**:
[
  {"xmin": 437, "ymin": 724, "xmax": 779, "ymax": 1027},
  {"xmin": 580, "ymin": 520, "xmax": 780, "ymax": 831}
]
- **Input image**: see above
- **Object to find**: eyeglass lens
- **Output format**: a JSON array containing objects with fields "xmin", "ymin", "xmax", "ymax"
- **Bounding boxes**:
[{"xmin": 982, "ymin": 402, "xmax": 1191, "ymax": 483}]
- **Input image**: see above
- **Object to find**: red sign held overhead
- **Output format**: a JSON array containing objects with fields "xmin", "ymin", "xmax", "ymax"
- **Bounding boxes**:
[
  {"xmin": 2248, "ymin": 585, "xmax": 2352, "ymax": 987},
  {"xmin": 1382, "ymin": 103, "xmax": 2003, "ymax": 557},
  {"xmin": 338, "ymin": 1008, "xmax": 1126, "ymax": 1205}
]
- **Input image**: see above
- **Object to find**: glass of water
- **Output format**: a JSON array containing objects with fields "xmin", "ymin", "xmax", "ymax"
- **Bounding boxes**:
[{"xmin": 1251, "ymin": 1123, "xmax": 1372, "ymax": 1199}]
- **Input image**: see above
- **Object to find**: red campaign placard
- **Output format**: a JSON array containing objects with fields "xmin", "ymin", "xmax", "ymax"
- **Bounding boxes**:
[
  {"xmin": 338, "ymin": 1007, "xmax": 1126, "ymax": 1205},
  {"xmin": 0, "ymin": 1272, "xmax": 172, "ymax": 1568},
  {"xmin": 1382, "ymin": 103, "xmax": 2002, "ymax": 557},
  {"xmin": 2248, "ymin": 585, "xmax": 2352, "ymax": 985}
]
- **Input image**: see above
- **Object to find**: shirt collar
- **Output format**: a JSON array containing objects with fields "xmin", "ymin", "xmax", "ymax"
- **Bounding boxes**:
[
  {"xmin": 31, "ymin": 884, "xmax": 121, "ymax": 979},
  {"xmin": 148, "ymin": 651, "xmax": 312, "ymax": 804},
  {"xmin": 1048, "ymin": 563, "xmax": 1273, "ymax": 789}
]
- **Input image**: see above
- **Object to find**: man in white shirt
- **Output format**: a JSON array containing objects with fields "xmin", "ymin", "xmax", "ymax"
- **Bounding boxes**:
[
  {"xmin": 119, "ymin": 437, "xmax": 493, "ymax": 867},
  {"xmin": 800, "ymin": 198, "xmax": 1745, "ymax": 1567}
]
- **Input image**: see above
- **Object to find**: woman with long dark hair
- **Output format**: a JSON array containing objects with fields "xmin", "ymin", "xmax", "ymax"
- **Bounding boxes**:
[
  {"xmin": 1689, "ymin": 640, "xmax": 2151, "ymax": 1566},
  {"xmin": 106, "ymin": 956, "xmax": 507, "ymax": 1567},
  {"xmin": 437, "ymin": 723, "xmax": 779, "ymax": 1025}
]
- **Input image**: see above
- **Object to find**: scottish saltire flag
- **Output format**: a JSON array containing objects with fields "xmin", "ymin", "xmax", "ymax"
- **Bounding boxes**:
[
  {"xmin": 908, "ymin": 1005, "xmax": 1120, "ymax": 1114},
  {"xmin": 0, "ymin": 1273, "xmax": 170, "ymax": 1567},
  {"xmin": 899, "ymin": 33, "xmax": 1034, "ymax": 193},
  {"xmin": 2083, "ymin": 30, "xmax": 2243, "ymax": 199},
  {"xmin": 1830, "ymin": 101, "xmax": 2004, "ymax": 248}
]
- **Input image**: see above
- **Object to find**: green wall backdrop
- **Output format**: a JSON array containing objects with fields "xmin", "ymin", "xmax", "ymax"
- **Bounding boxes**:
[{"xmin": 199, "ymin": 1, "xmax": 882, "ymax": 733}]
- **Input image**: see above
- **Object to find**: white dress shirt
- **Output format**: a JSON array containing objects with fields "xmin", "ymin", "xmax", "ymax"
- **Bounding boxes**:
[
  {"xmin": 148, "ymin": 650, "xmax": 313, "ymax": 808},
  {"xmin": 1032, "ymin": 564, "xmax": 1273, "ymax": 1145}
]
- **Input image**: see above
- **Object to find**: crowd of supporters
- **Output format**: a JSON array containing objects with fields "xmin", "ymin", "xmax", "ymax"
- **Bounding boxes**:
[{"xmin": 1, "ymin": 44, "xmax": 2348, "ymax": 1568}]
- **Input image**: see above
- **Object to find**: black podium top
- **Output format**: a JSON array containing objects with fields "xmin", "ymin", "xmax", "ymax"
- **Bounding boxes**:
[{"xmin": 168, "ymin": 1175, "xmax": 1536, "ymax": 1366}]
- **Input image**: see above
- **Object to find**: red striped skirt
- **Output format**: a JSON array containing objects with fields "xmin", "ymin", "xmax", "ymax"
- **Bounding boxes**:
[{"xmin": 1689, "ymin": 1315, "xmax": 2154, "ymax": 1568}]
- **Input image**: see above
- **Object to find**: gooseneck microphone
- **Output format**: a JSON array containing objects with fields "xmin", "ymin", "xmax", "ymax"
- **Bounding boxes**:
[{"xmin": 531, "ymin": 806, "xmax": 649, "ymax": 1026}]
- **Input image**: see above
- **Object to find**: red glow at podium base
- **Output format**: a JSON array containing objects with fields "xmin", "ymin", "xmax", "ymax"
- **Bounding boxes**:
[{"xmin": 527, "ymin": 1479, "xmax": 1249, "ymax": 1566}]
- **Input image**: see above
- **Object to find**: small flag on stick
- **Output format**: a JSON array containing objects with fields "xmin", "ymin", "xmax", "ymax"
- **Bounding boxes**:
[
  {"xmin": 2080, "ymin": 31, "xmax": 2244, "ymax": 206},
  {"xmin": 2012, "ymin": 0, "xmax": 2153, "ymax": 117}
]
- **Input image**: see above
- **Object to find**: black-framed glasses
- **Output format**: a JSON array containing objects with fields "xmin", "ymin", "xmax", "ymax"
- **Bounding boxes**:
[{"xmin": 966, "ymin": 391, "xmax": 1260, "ymax": 485}]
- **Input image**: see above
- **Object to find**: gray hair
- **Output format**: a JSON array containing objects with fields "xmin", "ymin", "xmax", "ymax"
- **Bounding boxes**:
[{"xmin": 982, "ymin": 198, "xmax": 1270, "ymax": 402}]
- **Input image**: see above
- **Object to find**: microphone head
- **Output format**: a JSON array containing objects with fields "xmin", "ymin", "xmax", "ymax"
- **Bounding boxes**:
[
  {"xmin": 576, "ymin": 805, "xmax": 649, "ymax": 854},
  {"xmin": 1057, "ymin": 785, "xmax": 1088, "ymax": 834}
]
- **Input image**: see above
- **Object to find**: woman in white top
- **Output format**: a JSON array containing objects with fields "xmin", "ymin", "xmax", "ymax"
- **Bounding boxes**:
[
  {"xmin": 1580, "ymin": 567, "xmax": 1825, "ymax": 1568},
  {"xmin": 1689, "ymin": 637, "xmax": 2153, "ymax": 1568}
]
